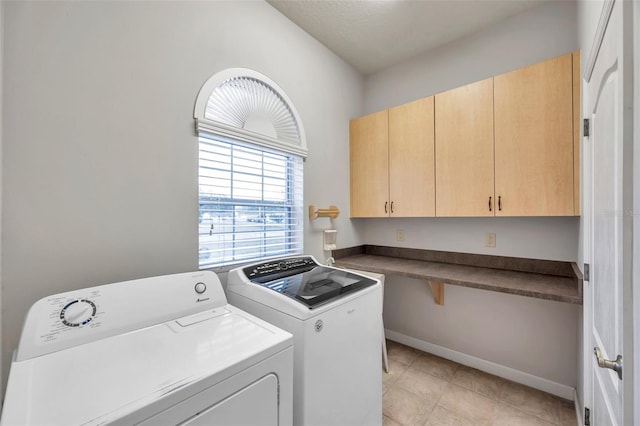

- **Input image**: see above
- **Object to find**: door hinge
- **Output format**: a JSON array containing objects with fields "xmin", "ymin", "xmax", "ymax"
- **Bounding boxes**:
[
  {"xmin": 584, "ymin": 263, "xmax": 590, "ymax": 282},
  {"xmin": 585, "ymin": 407, "xmax": 591, "ymax": 425},
  {"xmin": 584, "ymin": 118, "xmax": 590, "ymax": 137}
]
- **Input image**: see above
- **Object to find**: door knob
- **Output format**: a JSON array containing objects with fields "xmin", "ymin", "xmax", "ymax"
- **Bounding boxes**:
[{"xmin": 594, "ymin": 346, "xmax": 622, "ymax": 380}]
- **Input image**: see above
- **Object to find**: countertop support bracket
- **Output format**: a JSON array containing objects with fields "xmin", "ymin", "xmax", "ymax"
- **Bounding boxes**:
[{"xmin": 427, "ymin": 280, "xmax": 444, "ymax": 306}]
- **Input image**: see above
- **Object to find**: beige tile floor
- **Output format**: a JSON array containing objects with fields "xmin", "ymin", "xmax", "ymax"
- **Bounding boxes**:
[{"xmin": 383, "ymin": 341, "xmax": 577, "ymax": 426}]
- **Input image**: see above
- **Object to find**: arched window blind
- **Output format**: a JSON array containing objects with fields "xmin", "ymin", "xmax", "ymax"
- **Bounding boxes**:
[
  {"xmin": 194, "ymin": 68, "xmax": 307, "ymax": 158},
  {"xmin": 194, "ymin": 69, "xmax": 306, "ymax": 269}
]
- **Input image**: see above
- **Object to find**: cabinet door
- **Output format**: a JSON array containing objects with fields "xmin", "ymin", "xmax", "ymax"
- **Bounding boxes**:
[
  {"xmin": 389, "ymin": 97, "xmax": 435, "ymax": 217},
  {"xmin": 494, "ymin": 53, "xmax": 574, "ymax": 216},
  {"xmin": 350, "ymin": 110, "xmax": 389, "ymax": 217},
  {"xmin": 435, "ymin": 78, "xmax": 494, "ymax": 216}
]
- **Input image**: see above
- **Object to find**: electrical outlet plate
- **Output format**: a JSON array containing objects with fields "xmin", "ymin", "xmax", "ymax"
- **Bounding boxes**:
[
  {"xmin": 485, "ymin": 233, "xmax": 496, "ymax": 247},
  {"xmin": 396, "ymin": 229, "xmax": 405, "ymax": 241}
]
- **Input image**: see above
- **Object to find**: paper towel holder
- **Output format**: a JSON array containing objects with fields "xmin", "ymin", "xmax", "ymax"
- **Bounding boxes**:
[{"xmin": 309, "ymin": 205, "xmax": 340, "ymax": 220}]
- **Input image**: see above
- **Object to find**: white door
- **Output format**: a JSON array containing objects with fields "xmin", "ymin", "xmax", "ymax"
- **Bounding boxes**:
[{"xmin": 584, "ymin": 1, "xmax": 633, "ymax": 425}]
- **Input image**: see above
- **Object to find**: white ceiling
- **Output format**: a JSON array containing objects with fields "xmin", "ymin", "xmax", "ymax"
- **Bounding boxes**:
[{"xmin": 267, "ymin": 0, "xmax": 549, "ymax": 75}]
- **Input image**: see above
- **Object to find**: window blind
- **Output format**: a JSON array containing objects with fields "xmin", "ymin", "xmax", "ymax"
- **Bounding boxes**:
[{"xmin": 198, "ymin": 134, "xmax": 303, "ymax": 268}]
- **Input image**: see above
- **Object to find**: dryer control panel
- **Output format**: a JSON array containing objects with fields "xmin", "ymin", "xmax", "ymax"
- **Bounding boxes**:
[{"xmin": 15, "ymin": 271, "xmax": 226, "ymax": 362}]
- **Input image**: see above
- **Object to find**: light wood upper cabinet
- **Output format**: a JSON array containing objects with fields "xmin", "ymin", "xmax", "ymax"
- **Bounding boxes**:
[
  {"xmin": 350, "ymin": 98, "xmax": 435, "ymax": 218},
  {"xmin": 349, "ymin": 51, "xmax": 580, "ymax": 218},
  {"xmin": 494, "ymin": 53, "xmax": 575, "ymax": 216},
  {"xmin": 435, "ymin": 78, "xmax": 494, "ymax": 216},
  {"xmin": 389, "ymin": 97, "xmax": 435, "ymax": 217},
  {"xmin": 349, "ymin": 110, "xmax": 389, "ymax": 217}
]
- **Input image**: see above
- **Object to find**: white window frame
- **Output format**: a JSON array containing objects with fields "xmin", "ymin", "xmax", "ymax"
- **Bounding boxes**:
[{"xmin": 194, "ymin": 68, "xmax": 306, "ymax": 270}]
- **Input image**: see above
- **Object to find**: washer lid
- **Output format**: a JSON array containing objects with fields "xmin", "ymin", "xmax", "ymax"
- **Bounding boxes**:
[
  {"xmin": 254, "ymin": 266, "xmax": 377, "ymax": 308},
  {"xmin": 1, "ymin": 306, "xmax": 292, "ymax": 426}
]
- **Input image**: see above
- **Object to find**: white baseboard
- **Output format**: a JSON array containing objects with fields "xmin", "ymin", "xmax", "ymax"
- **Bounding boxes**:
[{"xmin": 385, "ymin": 329, "xmax": 576, "ymax": 401}]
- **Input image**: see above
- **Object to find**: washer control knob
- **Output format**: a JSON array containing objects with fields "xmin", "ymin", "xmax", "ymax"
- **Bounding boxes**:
[{"xmin": 194, "ymin": 282, "xmax": 207, "ymax": 294}]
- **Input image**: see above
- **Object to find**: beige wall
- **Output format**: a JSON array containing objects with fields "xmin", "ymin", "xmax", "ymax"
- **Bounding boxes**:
[
  {"xmin": 1, "ymin": 0, "xmax": 588, "ymax": 403},
  {"xmin": 634, "ymin": 1, "xmax": 640, "ymax": 420},
  {"xmin": 362, "ymin": 0, "xmax": 581, "ymax": 391},
  {"xmin": 0, "ymin": 0, "xmax": 4, "ymax": 403},
  {"xmin": 365, "ymin": 1, "xmax": 579, "ymax": 114},
  {"xmin": 384, "ymin": 277, "xmax": 580, "ymax": 387},
  {"xmin": 1, "ymin": 0, "xmax": 364, "ymax": 390}
]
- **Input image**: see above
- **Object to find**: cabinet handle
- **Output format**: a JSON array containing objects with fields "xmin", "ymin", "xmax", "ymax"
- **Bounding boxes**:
[
  {"xmin": 384, "ymin": 201, "xmax": 388, "ymax": 214},
  {"xmin": 498, "ymin": 196, "xmax": 502, "ymax": 211},
  {"xmin": 488, "ymin": 196, "xmax": 492, "ymax": 212},
  {"xmin": 391, "ymin": 201, "xmax": 394, "ymax": 214}
]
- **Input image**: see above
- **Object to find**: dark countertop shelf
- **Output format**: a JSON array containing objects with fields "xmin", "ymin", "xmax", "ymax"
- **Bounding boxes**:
[{"xmin": 333, "ymin": 246, "xmax": 583, "ymax": 305}]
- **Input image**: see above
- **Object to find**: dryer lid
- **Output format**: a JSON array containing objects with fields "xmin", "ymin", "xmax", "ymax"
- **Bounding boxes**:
[
  {"xmin": 15, "ymin": 271, "xmax": 228, "ymax": 361},
  {"xmin": 1, "ymin": 306, "xmax": 292, "ymax": 426}
]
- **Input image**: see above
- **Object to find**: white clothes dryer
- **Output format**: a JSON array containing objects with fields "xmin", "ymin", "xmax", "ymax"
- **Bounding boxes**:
[
  {"xmin": 1, "ymin": 271, "xmax": 293, "ymax": 426},
  {"xmin": 227, "ymin": 256, "xmax": 382, "ymax": 426}
]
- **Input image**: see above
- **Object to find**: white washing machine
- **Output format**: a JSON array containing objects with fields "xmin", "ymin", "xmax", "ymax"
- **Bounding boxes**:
[
  {"xmin": 1, "ymin": 271, "xmax": 293, "ymax": 426},
  {"xmin": 226, "ymin": 256, "xmax": 382, "ymax": 426}
]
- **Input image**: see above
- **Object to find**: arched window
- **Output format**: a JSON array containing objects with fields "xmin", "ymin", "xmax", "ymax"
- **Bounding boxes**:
[{"xmin": 194, "ymin": 68, "xmax": 306, "ymax": 269}]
